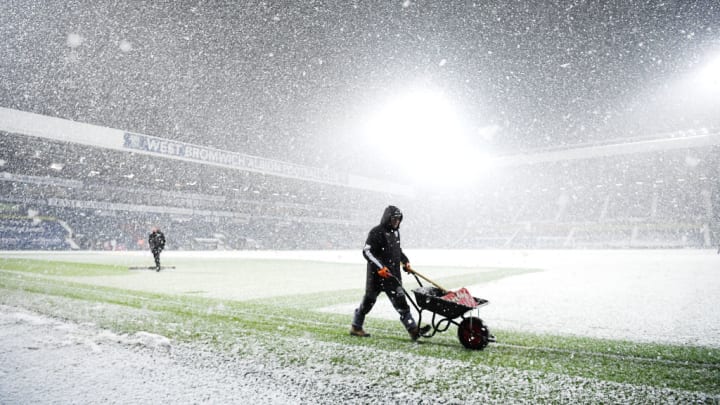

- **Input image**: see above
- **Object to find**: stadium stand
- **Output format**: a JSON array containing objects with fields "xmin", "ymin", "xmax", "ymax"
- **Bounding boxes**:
[
  {"xmin": 1, "ymin": 108, "xmax": 718, "ymax": 250},
  {"xmin": 0, "ymin": 126, "xmax": 392, "ymax": 250},
  {"xmin": 408, "ymin": 144, "xmax": 719, "ymax": 249},
  {"xmin": 0, "ymin": 204, "xmax": 73, "ymax": 250}
]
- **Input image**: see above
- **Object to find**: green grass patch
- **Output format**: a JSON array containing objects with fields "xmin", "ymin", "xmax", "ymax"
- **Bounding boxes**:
[
  {"xmin": 1, "ymin": 268, "xmax": 718, "ymax": 397},
  {"xmin": 0, "ymin": 257, "xmax": 127, "ymax": 276},
  {"xmin": 251, "ymin": 265, "xmax": 540, "ymax": 308}
]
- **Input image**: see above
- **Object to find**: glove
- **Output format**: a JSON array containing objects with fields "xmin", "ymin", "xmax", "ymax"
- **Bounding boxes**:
[
  {"xmin": 403, "ymin": 263, "xmax": 414, "ymax": 274},
  {"xmin": 377, "ymin": 267, "xmax": 391, "ymax": 279}
]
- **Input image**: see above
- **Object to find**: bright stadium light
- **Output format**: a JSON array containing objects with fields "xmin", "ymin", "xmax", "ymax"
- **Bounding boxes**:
[
  {"xmin": 364, "ymin": 87, "xmax": 491, "ymax": 188},
  {"xmin": 648, "ymin": 50, "xmax": 720, "ymax": 124},
  {"xmin": 685, "ymin": 51, "xmax": 720, "ymax": 95},
  {"xmin": 697, "ymin": 54, "xmax": 720, "ymax": 90}
]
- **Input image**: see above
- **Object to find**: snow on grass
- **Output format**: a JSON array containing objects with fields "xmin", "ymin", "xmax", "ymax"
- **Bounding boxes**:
[
  {"xmin": 1, "ymin": 304, "xmax": 716, "ymax": 404},
  {"xmin": 2, "ymin": 248, "xmax": 719, "ymax": 347},
  {"xmin": 1, "ymin": 249, "xmax": 719, "ymax": 403},
  {"xmin": 2, "ymin": 248, "xmax": 718, "ymax": 347},
  {"xmin": 318, "ymin": 249, "xmax": 720, "ymax": 348}
]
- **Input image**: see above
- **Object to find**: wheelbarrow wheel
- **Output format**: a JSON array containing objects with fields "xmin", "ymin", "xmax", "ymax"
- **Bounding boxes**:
[{"xmin": 457, "ymin": 317, "xmax": 489, "ymax": 350}]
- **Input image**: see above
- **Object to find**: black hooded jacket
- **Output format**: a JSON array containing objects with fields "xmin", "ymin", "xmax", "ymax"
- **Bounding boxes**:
[
  {"xmin": 362, "ymin": 205, "xmax": 409, "ymax": 278},
  {"xmin": 149, "ymin": 230, "xmax": 166, "ymax": 252}
]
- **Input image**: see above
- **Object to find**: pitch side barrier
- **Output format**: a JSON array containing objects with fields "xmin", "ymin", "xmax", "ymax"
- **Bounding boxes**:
[{"xmin": 0, "ymin": 107, "xmax": 414, "ymax": 197}]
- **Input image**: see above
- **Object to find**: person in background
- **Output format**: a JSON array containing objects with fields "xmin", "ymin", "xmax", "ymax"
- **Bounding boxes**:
[
  {"xmin": 350, "ymin": 205, "xmax": 430, "ymax": 341},
  {"xmin": 148, "ymin": 227, "xmax": 166, "ymax": 272}
]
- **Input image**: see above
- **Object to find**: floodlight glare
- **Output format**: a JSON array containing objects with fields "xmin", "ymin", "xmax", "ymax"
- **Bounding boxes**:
[
  {"xmin": 364, "ymin": 88, "xmax": 490, "ymax": 188},
  {"xmin": 698, "ymin": 54, "xmax": 720, "ymax": 89}
]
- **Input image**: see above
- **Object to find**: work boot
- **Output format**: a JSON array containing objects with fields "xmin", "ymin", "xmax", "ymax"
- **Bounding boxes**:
[
  {"xmin": 349, "ymin": 326, "xmax": 370, "ymax": 337},
  {"xmin": 409, "ymin": 325, "xmax": 431, "ymax": 341}
]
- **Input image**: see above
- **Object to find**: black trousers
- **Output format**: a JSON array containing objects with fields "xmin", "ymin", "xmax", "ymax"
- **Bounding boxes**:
[
  {"xmin": 352, "ymin": 272, "xmax": 417, "ymax": 331},
  {"xmin": 151, "ymin": 249, "xmax": 162, "ymax": 268}
]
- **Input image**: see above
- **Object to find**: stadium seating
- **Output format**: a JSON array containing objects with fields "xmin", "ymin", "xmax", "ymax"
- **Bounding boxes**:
[
  {"xmin": 0, "ymin": 217, "xmax": 72, "ymax": 250},
  {"xmin": 1, "ymin": 130, "xmax": 717, "ymax": 250}
]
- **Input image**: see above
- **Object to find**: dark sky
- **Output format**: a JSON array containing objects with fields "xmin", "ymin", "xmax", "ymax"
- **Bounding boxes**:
[{"xmin": 1, "ymin": 0, "xmax": 719, "ymax": 181}]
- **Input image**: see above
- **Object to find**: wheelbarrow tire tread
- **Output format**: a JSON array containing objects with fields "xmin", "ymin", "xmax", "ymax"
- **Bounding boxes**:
[{"xmin": 457, "ymin": 316, "xmax": 489, "ymax": 350}]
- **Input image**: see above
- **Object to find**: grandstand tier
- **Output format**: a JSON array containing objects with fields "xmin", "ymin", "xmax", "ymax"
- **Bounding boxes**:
[{"xmin": 1, "ymin": 128, "xmax": 718, "ymax": 250}]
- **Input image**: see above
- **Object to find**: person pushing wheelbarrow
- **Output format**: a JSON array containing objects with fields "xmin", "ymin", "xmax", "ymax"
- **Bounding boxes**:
[{"xmin": 350, "ymin": 205, "xmax": 431, "ymax": 340}]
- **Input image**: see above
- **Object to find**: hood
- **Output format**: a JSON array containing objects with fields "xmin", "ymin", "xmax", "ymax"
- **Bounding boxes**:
[{"xmin": 380, "ymin": 205, "xmax": 403, "ymax": 229}]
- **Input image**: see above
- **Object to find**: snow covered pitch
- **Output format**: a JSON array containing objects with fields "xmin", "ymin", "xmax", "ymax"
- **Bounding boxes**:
[{"xmin": 1, "ymin": 249, "xmax": 718, "ymax": 403}]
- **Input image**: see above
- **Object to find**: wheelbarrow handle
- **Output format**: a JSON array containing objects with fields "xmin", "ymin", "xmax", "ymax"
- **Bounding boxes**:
[{"xmin": 407, "ymin": 268, "xmax": 449, "ymax": 294}]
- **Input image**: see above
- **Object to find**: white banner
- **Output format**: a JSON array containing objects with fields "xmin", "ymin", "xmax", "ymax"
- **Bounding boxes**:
[{"xmin": 0, "ymin": 107, "xmax": 413, "ymax": 196}]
